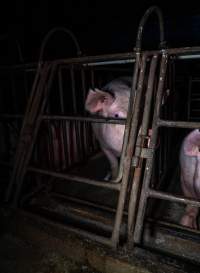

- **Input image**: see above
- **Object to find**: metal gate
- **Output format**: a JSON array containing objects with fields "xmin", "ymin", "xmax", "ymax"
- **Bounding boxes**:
[
  {"xmin": 4, "ymin": 26, "xmax": 140, "ymax": 248},
  {"xmin": 1, "ymin": 6, "xmax": 200, "ymax": 264},
  {"xmin": 127, "ymin": 10, "xmax": 200, "ymax": 264}
]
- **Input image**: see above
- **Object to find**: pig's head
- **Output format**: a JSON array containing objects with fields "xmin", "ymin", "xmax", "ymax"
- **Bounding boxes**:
[{"xmin": 85, "ymin": 88, "xmax": 128, "ymax": 118}]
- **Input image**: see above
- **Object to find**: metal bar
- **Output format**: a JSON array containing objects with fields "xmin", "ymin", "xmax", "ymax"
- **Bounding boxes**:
[
  {"xmin": 81, "ymin": 67, "xmax": 87, "ymax": 102},
  {"xmin": 111, "ymin": 54, "xmax": 147, "ymax": 247},
  {"xmin": 23, "ymin": 209, "xmax": 113, "ymax": 247},
  {"xmin": 133, "ymin": 52, "xmax": 168, "ymax": 244},
  {"xmin": 149, "ymin": 189, "xmax": 200, "ymax": 207},
  {"xmin": 38, "ymin": 27, "xmax": 82, "ymax": 62},
  {"xmin": 147, "ymin": 217, "xmax": 200, "ymax": 235},
  {"xmin": 5, "ymin": 63, "xmax": 46, "ymax": 202},
  {"xmin": 128, "ymin": 54, "xmax": 158, "ymax": 246},
  {"xmin": 12, "ymin": 64, "xmax": 57, "ymax": 206},
  {"xmin": 91, "ymin": 68, "xmax": 95, "ymax": 88},
  {"xmin": 12, "ymin": 65, "xmax": 51, "ymax": 186},
  {"xmin": 52, "ymin": 193, "xmax": 127, "ymax": 215},
  {"xmin": 111, "ymin": 52, "xmax": 143, "ymax": 183},
  {"xmin": 157, "ymin": 119, "xmax": 200, "ymax": 129},
  {"xmin": 38, "ymin": 206, "xmax": 115, "ymax": 233},
  {"xmin": 60, "ymin": 120, "xmax": 67, "ymax": 169},
  {"xmin": 177, "ymin": 54, "xmax": 200, "ymax": 60},
  {"xmin": 81, "ymin": 68, "xmax": 88, "ymax": 157},
  {"xmin": 42, "ymin": 115, "xmax": 126, "ymax": 124},
  {"xmin": 58, "ymin": 68, "xmax": 65, "ymax": 114},
  {"xmin": 70, "ymin": 65, "xmax": 77, "ymax": 114},
  {"xmin": 135, "ymin": 6, "xmax": 166, "ymax": 51},
  {"xmin": 83, "ymin": 59, "xmax": 135, "ymax": 66},
  {"xmin": 187, "ymin": 76, "xmax": 192, "ymax": 120},
  {"xmin": 1, "ymin": 47, "xmax": 200, "ymax": 72},
  {"xmin": 6, "ymin": 63, "xmax": 51, "ymax": 203},
  {"xmin": 28, "ymin": 166, "xmax": 120, "ymax": 190},
  {"xmin": 53, "ymin": 47, "xmax": 200, "ymax": 65}
]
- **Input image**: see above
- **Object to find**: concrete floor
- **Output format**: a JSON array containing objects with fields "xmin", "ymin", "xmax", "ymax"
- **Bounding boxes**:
[
  {"xmin": 0, "ymin": 208, "xmax": 199, "ymax": 273},
  {"xmin": 0, "ymin": 232, "xmax": 101, "ymax": 273}
]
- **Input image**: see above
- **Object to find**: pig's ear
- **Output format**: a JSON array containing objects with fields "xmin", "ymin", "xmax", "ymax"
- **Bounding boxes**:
[{"xmin": 85, "ymin": 88, "xmax": 114, "ymax": 113}]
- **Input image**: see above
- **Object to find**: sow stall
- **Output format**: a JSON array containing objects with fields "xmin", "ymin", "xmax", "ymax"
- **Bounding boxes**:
[{"xmin": 1, "ymin": 6, "xmax": 200, "ymax": 266}]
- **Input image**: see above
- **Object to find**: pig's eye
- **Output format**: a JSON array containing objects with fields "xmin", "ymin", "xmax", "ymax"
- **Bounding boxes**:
[{"xmin": 114, "ymin": 114, "xmax": 119, "ymax": 118}]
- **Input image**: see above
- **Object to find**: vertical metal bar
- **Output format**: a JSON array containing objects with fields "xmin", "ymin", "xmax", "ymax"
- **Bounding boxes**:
[
  {"xmin": 187, "ymin": 76, "xmax": 192, "ymax": 120},
  {"xmin": 133, "ymin": 52, "xmax": 168, "ymax": 244},
  {"xmin": 127, "ymin": 54, "xmax": 158, "ymax": 247},
  {"xmin": 70, "ymin": 65, "xmax": 77, "ymax": 114},
  {"xmin": 13, "ymin": 66, "xmax": 50, "ymax": 179},
  {"xmin": 48, "ymin": 120, "xmax": 55, "ymax": 169},
  {"xmin": 91, "ymin": 68, "xmax": 95, "ymax": 89},
  {"xmin": 111, "ymin": 54, "xmax": 147, "ymax": 247},
  {"xmin": 5, "ymin": 64, "xmax": 46, "ymax": 202},
  {"xmin": 81, "ymin": 66, "xmax": 87, "ymax": 102},
  {"xmin": 60, "ymin": 120, "xmax": 66, "ymax": 170},
  {"xmin": 58, "ymin": 67, "xmax": 65, "ymax": 114},
  {"xmin": 66, "ymin": 121, "xmax": 72, "ymax": 166},
  {"xmin": 81, "ymin": 67, "xmax": 88, "ymax": 157},
  {"xmin": 12, "ymin": 64, "xmax": 57, "ymax": 206},
  {"xmin": 115, "ymin": 52, "xmax": 141, "ymax": 182}
]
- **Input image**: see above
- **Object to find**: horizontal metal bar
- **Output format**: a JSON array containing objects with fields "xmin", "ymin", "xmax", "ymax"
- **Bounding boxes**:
[
  {"xmin": 28, "ymin": 166, "xmax": 121, "ymax": 190},
  {"xmin": 38, "ymin": 205, "xmax": 115, "ymax": 233},
  {"xmin": 149, "ymin": 189, "xmax": 200, "ymax": 207},
  {"xmin": 157, "ymin": 119, "xmax": 200, "ymax": 129},
  {"xmin": 52, "ymin": 193, "xmax": 128, "ymax": 216},
  {"xmin": 145, "ymin": 46, "xmax": 200, "ymax": 57},
  {"xmin": 83, "ymin": 59, "xmax": 135, "ymax": 66},
  {"xmin": 147, "ymin": 217, "xmax": 200, "ymax": 236},
  {"xmin": 19, "ymin": 209, "xmax": 114, "ymax": 247},
  {"xmin": 56, "ymin": 47, "xmax": 200, "ymax": 66},
  {"xmin": 1, "ymin": 47, "xmax": 200, "ymax": 71},
  {"xmin": 42, "ymin": 219, "xmax": 112, "ymax": 246},
  {"xmin": 177, "ymin": 54, "xmax": 200, "ymax": 60},
  {"xmin": 42, "ymin": 115, "xmax": 126, "ymax": 124}
]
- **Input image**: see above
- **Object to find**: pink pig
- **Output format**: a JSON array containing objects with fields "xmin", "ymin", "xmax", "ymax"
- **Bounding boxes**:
[
  {"xmin": 179, "ymin": 129, "xmax": 200, "ymax": 229},
  {"xmin": 85, "ymin": 77, "xmax": 131, "ymax": 181}
]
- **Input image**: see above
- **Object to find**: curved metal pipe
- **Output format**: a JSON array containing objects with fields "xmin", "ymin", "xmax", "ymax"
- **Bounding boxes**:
[
  {"xmin": 135, "ymin": 6, "xmax": 166, "ymax": 52},
  {"xmin": 39, "ymin": 27, "xmax": 82, "ymax": 62}
]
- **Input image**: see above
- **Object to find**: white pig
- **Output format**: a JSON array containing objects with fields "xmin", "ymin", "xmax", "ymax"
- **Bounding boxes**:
[
  {"xmin": 85, "ymin": 77, "xmax": 132, "ymax": 181},
  {"xmin": 179, "ymin": 129, "xmax": 200, "ymax": 229}
]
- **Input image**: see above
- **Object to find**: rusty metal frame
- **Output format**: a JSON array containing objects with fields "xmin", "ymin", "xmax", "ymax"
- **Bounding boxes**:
[
  {"xmin": 1, "ymin": 6, "xmax": 200, "ymax": 258},
  {"xmin": 5, "ymin": 6, "xmax": 167, "ymax": 248},
  {"xmin": 127, "ymin": 47, "xmax": 200, "ymax": 261},
  {"xmin": 5, "ymin": 53, "xmax": 139, "ymax": 248}
]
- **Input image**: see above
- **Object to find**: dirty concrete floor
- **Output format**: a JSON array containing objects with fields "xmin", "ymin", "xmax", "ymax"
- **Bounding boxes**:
[{"xmin": 0, "ymin": 233, "xmax": 101, "ymax": 273}]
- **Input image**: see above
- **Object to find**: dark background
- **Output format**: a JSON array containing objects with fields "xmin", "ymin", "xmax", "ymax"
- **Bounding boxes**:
[{"xmin": 0, "ymin": 1, "xmax": 200, "ymax": 63}]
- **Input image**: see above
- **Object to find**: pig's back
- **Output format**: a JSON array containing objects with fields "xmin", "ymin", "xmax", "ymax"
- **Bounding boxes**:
[{"xmin": 102, "ymin": 77, "xmax": 132, "ymax": 95}]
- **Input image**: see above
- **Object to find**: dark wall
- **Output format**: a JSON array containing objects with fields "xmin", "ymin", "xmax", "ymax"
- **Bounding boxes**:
[{"xmin": 1, "ymin": 1, "xmax": 200, "ymax": 63}]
